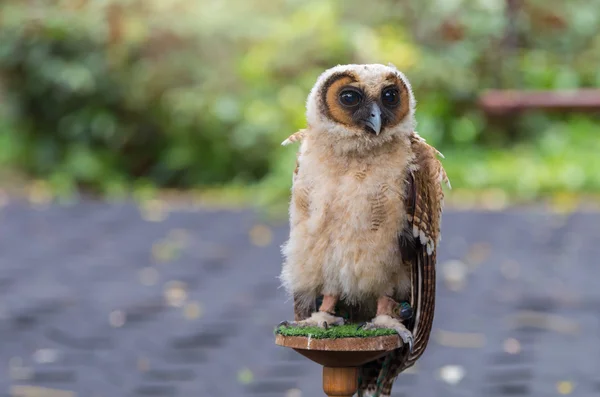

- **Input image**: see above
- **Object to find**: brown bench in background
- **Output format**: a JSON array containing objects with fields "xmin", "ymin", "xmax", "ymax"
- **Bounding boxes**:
[
  {"xmin": 479, "ymin": 0, "xmax": 600, "ymax": 116},
  {"xmin": 479, "ymin": 89, "xmax": 600, "ymax": 115}
]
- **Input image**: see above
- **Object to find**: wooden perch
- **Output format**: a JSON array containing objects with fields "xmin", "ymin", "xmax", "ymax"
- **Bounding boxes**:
[
  {"xmin": 479, "ymin": 89, "xmax": 600, "ymax": 114},
  {"xmin": 275, "ymin": 332, "xmax": 401, "ymax": 397}
]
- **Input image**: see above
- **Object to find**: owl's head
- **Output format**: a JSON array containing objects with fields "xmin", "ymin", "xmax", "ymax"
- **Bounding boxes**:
[{"xmin": 306, "ymin": 63, "xmax": 416, "ymax": 153}]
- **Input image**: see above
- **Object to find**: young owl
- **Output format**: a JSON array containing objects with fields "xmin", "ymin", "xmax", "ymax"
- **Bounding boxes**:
[{"xmin": 279, "ymin": 63, "xmax": 449, "ymax": 397}]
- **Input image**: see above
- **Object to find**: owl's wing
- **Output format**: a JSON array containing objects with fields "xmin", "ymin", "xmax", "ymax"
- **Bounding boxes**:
[
  {"xmin": 281, "ymin": 128, "xmax": 307, "ymax": 186},
  {"xmin": 281, "ymin": 129, "xmax": 306, "ymax": 146},
  {"xmin": 400, "ymin": 133, "xmax": 449, "ymax": 369},
  {"xmin": 357, "ymin": 134, "xmax": 449, "ymax": 397},
  {"xmin": 283, "ymin": 129, "xmax": 316, "ymax": 321}
]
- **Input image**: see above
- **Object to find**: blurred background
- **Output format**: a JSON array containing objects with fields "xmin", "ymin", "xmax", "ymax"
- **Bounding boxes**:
[{"xmin": 1, "ymin": 0, "xmax": 599, "ymax": 396}]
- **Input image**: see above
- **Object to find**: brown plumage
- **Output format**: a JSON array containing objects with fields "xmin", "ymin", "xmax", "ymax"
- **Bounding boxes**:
[{"xmin": 279, "ymin": 64, "xmax": 449, "ymax": 397}]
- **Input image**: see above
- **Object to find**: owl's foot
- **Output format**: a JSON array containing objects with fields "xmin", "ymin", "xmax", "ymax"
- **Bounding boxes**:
[
  {"xmin": 279, "ymin": 311, "xmax": 345, "ymax": 329},
  {"xmin": 359, "ymin": 315, "xmax": 414, "ymax": 353}
]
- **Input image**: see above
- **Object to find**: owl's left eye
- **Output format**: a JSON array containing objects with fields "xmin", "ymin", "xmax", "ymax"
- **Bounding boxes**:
[
  {"xmin": 382, "ymin": 87, "xmax": 400, "ymax": 106},
  {"xmin": 339, "ymin": 89, "xmax": 362, "ymax": 107}
]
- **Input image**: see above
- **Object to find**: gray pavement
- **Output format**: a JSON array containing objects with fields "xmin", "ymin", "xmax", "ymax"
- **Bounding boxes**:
[{"xmin": 0, "ymin": 200, "xmax": 599, "ymax": 396}]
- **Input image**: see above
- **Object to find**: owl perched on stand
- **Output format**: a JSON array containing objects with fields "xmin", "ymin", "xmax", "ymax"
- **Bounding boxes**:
[{"xmin": 279, "ymin": 64, "xmax": 450, "ymax": 397}]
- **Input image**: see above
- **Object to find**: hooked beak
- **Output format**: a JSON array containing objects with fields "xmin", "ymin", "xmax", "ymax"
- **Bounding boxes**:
[{"xmin": 364, "ymin": 103, "xmax": 382, "ymax": 135}]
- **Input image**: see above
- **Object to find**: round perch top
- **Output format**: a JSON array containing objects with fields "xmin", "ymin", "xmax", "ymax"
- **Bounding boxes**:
[
  {"xmin": 275, "ymin": 324, "xmax": 402, "ymax": 367},
  {"xmin": 275, "ymin": 333, "xmax": 401, "ymax": 351}
]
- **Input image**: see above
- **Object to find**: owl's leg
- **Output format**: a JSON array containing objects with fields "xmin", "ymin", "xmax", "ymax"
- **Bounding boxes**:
[
  {"xmin": 360, "ymin": 296, "xmax": 414, "ymax": 353},
  {"xmin": 280, "ymin": 295, "xmax": 345, "ymax": 329}
]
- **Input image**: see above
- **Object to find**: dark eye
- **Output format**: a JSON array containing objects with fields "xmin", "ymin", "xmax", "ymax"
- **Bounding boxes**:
[
  {"xmin": 382, "ymin": 88, "xmax": 400, "ymax": 106},
  {"xmin": 339, "ymin": 90, "xmax": 362, "ymax": 107}
]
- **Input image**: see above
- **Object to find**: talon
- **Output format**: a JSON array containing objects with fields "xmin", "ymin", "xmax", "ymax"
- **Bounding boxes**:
[
  {"xmin": 356, "ymin": 322, "xmax": 366, "ymax": 331},
  {"xmin": 396, "ymin": 330, "xmax": 414, "ymax": 353},
  {"xmin": 288, "ymin": 311, "xmax": 343, "ymax": 329},
  {"xmin": 362, "ymin": 322, "xmax": 376, "ymax": 331},
  {"xmin": 278, "ymin": 320, "xmax": 289, "ymax": 327}
]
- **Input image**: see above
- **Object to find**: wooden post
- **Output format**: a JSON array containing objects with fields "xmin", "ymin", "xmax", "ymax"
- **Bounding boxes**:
[
  {"xmin": 322, "ymin": 367, "xmax": 358, "ymax": 397},
  {"xmin": 275, "ymin": 333, "xmax": 402, "ymax": 397}
]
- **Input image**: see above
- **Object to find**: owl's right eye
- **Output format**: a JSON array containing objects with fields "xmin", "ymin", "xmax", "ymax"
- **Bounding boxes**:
[{"xmin": 339, "ymin": 90, "xmax": 362, "ymax": 107}]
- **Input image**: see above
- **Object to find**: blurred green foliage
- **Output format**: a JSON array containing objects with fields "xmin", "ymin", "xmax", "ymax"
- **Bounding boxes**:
[{"xmin": 0, "ymin": 0, "xmax": 599, "ymax": 202}]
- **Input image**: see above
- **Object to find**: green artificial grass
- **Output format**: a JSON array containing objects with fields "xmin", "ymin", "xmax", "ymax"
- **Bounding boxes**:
[{"xmin": 276, "ymin": 324, "xmax": 397, "ymax": 339}]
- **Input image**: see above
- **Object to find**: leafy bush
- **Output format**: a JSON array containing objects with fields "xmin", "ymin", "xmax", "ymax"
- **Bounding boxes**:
[
  {"xmin": 0, "ymin": 1, "xmax": 277, "ymax": 196},
  {"xmin": 0, "ymin": 0, "xmax": 599, "ymax": 199}
]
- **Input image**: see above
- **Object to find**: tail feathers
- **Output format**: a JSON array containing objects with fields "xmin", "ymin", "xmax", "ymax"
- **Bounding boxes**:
[
  {"xmin": 358, "ymin": 358, "xmax": 382, "ymax": 397},
  {"xmin": 358, "ymin": 349, "xmax": 407, "ymax": 397},
  {"xmin": 357, "ymin": 383, "xmax": 394, "ymax": 397}
]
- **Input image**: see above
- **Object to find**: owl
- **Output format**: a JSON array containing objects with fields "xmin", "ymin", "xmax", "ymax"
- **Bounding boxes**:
[{"xmin": 279, "ymin": 64, "xmax": 450, "ymax": 397}]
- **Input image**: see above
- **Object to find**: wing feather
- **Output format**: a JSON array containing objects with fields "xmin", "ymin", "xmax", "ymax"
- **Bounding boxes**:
[
  {"xmin": 283, "ymin": 129, "xmax": 314, "ymax": 321},
  {"xmin": 359, "ymin": 135, "xmax": 448, "ymax": 396},
  {"xmin": 400, "ymin": 132, "xmax": 448, "ymax": 370}
]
